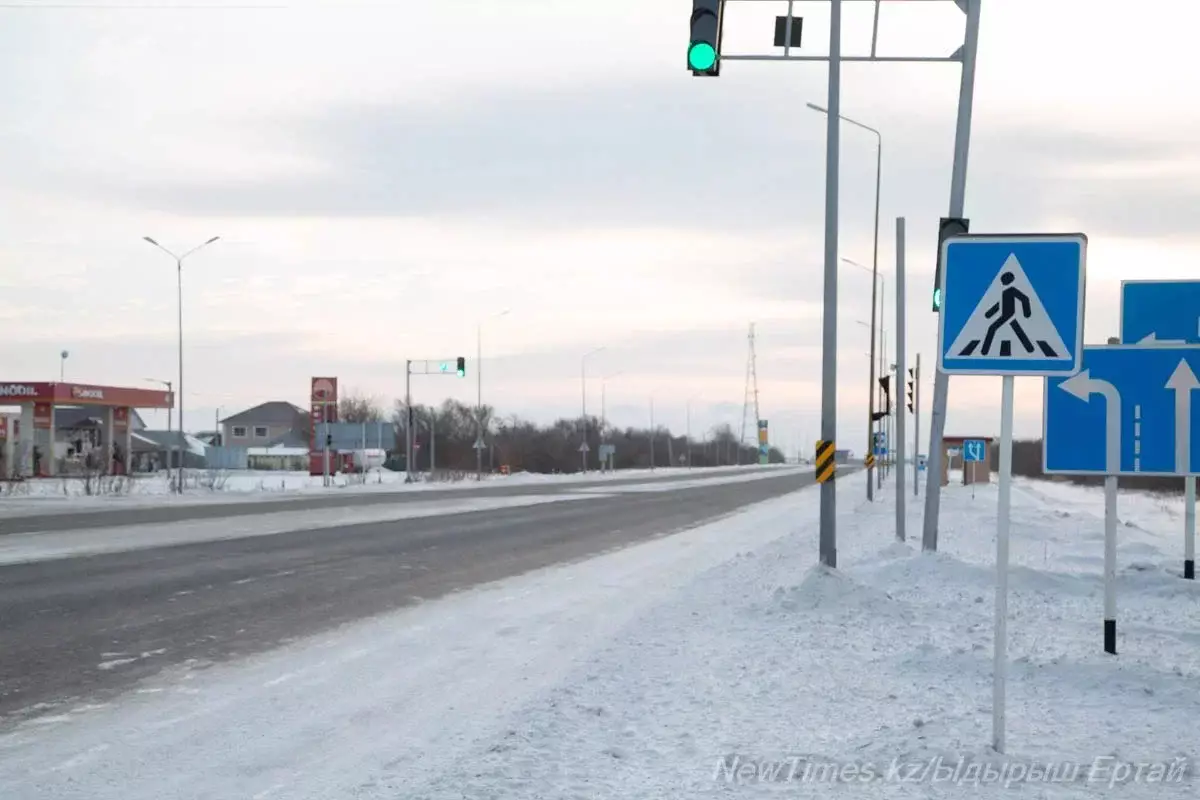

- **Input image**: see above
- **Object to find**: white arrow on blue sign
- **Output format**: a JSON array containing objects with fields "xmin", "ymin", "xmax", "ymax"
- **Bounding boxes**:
[
  {"xmin": 1121, "ymin": 280, "xmax": 1200, "ymax": 345},
  {"xmin": 1043, "ymin": 344, "xmax": 1200, "ymax": 476},
  {"xmin": 938, "ymin": 234, "xmax": 1087, "ymax": 376},
  {"xmin": 963, "ymin": 439, "xmax": 986, "ymax": 462}
]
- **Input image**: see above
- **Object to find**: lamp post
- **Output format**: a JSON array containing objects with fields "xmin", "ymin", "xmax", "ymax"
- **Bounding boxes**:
[
  {"xmin": 686, "ymin": 395, "xmax": 701, "ymax": 469},
  {"xmin": 476, "ymin": 308, "xmax": 510, "ymax": 481},
  {"xmin": 844, "ymin": 256, "xmax": 885, "ymax": 497},
  {"xmin": 580, "ymin": 346, "xmax": 605, "ymax": 472},
  {"xmin": 143, "ymin": 235, "xmax": 219, "ymax": 494},
  {"xmin": 600, "ymin": 371, "xmax": 623, "ymax": 472},
  {"xmin": 809, "ymin": 100, "xmax": 881, "ymax": 497},
  {"xmin": 146, "ymin": 378, "xmax": 173, "ymax": 474},
  {"xmin": 59, "ymin": 350, "xmax": 69, "ymax": 382}
]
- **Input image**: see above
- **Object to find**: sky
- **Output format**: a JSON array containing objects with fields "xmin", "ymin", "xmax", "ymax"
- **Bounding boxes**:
[{"xmin": 0, "ymin": 0, "xmax": 1198, "ymax": 458}]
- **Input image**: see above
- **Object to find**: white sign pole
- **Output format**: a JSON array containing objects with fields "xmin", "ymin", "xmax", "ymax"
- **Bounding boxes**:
[
  {"xmin": 1104, "ymin": 475, "xmax": 1118, "ymax": 654},
  {"xmin": 993, "ymin": 374, "xmax": 1015, "ymax": 754},
  {"xmin": 1186, "ymin": 478, "xmax": 1196, "ymax": 580}
]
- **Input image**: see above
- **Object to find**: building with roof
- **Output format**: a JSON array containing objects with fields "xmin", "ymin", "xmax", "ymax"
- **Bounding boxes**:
[{"xmin": 219, "ymin": 402, "xmax": 310, "ymax": 448}]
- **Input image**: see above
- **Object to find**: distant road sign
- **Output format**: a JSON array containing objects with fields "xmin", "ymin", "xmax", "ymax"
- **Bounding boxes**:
[
  {"xmin": 963, "ymin": 439, "xmax": 986, "ymax": 462},
  {"xmin": 938, "ymin": 234, "xmax": 1086, "ymax": 376},
  {"xmin": 1044, "ymin": 344, "xmax": 1200, "ymax": 476},
  {"xmin": 1121, "ymin": 280, "xmax": 1200, "ymax": 345}
]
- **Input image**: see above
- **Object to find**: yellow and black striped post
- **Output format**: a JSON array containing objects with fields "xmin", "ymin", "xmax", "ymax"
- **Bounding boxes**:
[
  {"xmin": 816, "ymin": 440, "xmax": 836, "ymax": 483},
  {"xmin": 864, "ymin": 453, "xmax": 875, "ymax": 470}
]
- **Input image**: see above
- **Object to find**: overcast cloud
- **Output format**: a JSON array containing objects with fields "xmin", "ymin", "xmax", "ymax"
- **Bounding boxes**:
[{"xmin": 0, "ymin": 0, "xmax": 1198, "ymax": 454}]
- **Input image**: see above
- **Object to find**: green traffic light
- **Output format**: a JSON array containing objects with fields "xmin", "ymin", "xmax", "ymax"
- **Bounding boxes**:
[
  {"xmin": 456, "ymin": 368, "xmax": 465, "ymax": 377},
  {"xmin": 933, "ymin": 288, "xmax": 942, "ymax": 311},
  {"xmin": 688, "ymin": 42, "xmax": 717, "ymax": 71}
]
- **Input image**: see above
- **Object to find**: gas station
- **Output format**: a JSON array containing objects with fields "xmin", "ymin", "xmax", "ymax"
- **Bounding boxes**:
[{"xmin": 0, "ymin": 382, "xmax": 174, "ymax": 479}]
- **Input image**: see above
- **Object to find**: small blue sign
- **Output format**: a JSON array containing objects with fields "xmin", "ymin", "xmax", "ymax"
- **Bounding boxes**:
[
  {"xmin": 938, "ymin": 234, "xmax": 1086, "ymax": 376},
  {"xmin": 1044, "ymin": 344, "xmax": 1200, "ymax": 476},
  {"xmin": 963, "ymin": 439, "xmax": 986, "ymax": 462},
  {"xmin": 1121, "ymin": 280, "xmax": 1200, "ymax": 345},
  {"xmin": 759, "ymin": 444, "xmax": 769, "ymax": 456}
]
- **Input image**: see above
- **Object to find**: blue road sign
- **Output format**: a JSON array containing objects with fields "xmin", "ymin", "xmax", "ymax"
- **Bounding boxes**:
[
  {"xmin": 1121, "ymin": 280, "xmax": 1200, "ymax": 345},
  {"xmin": 1044, "ymin": 344, "xmax": 1200, "ymax": 477},
  {"xmin": 759, "ymin": 444, "xmax": 769, "ymax": 456},
  {"xmin": 963, "ymin": 439, "xmax": 986, "ymax": 462},
  {"xmin": 938, "ymin": 234, "xmax": 1087, "ymax": 376}
]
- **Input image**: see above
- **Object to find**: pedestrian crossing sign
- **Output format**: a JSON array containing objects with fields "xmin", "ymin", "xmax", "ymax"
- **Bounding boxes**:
[{"xmin": 938, "ymin": 233, "xmax": 1087, "ymax": 376}]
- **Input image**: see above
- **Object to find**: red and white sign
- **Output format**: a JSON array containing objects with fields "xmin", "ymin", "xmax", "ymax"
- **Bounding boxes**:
[
  {"xmin": 309, "ymin": 376, "xmax": 340, "ymax": 474},
  {"xmin": 33, "ymin": 402, "xmax": 53, "ymax": 429},
  {"xmin": 0, "ymin": 382, "xmax": 172, "ymax": 408},
  {"xmin": 0, "ymin": 384, "xmax": 39, "ymax": 399},
  {"xmin": 0, "ymin": 417, "xmax": 7, "ymax": 439},
  {"xmin": 113, "ymin": 407, "xmax": 130, "ymax": 432}
]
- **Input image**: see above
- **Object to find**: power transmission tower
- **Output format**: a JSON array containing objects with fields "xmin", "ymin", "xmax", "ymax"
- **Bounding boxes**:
[{"xmin": 739, "ymin": 323, "xmax": 761, "ymax": 463}]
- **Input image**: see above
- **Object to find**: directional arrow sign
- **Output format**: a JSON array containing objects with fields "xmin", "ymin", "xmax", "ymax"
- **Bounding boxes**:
[
  {"xmin": 1057, "ymin": 369, "xmax": 1121, "ymax": 473},
  {"xmin": 1167, "ymin": 359, "xmax": 1200, "ymax": 474},
  {"xmin": 1044, "ymin": 344, "xmax": 1200, "ymax": 476},
  {"xmin": 1121, "ymin": 280, "xmax": 1200, "ymax": 345}
]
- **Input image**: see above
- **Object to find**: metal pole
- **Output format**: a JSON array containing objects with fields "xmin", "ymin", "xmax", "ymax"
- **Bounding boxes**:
[
  {"xmin": 1186, "ymin": 478, "xmax": 1196, "ymax": 579},
  {"xmin": 476, "ymin": 322, "xmax": 483, "ymax": 481},
  {"xmin": 176, "ymin": 259, "xmax": 184, "ymax": 494},
  {"xmin": 405, "ymin": 360, "xmax": 413, "ymax": 483},
  {"xmin": 818, "ymin": 0, "xmax": 842, "ymax": 568},
  {"xmin": 895, "ymin": 217, "xmax": 906, "ymax": 542},
  {"xmin": 686, "ymin": 401, "xmax": 693, "ymax": 469},
  {"xmin": 649, "ymin": 397, "xmax": 656, "ymax": 470},
  {"xmin": 1105, "ymin": 475, "xmax": 1118, "ymax": 654},
  {"xmin": 322, "ymin": 405, "xmax": 330, "ymax": 487},
  {"xmin": 913, "ymin": 354, "xmax": 920, "ymax": 497},
  {"xmin": 430, "ymin": 411, "xmax": 437, "ymax": 476},
  {"xmin": 993, "ymin": 373, "xmax": 1014, "ymax": 754},
  {"xmin": 581, "ymin": 357, "xmax": 588, "ymax": 473},
  {"xmin": 924, "ymin": 0, "xmax": 982, "ymax": 553},
  {"xmin": 878, "ymin": 327, "xmax": 886, "ymax": 491}
]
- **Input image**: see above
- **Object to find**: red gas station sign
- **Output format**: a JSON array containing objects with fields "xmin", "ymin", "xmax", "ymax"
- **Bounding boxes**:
[{"xmin": 0, "ymin": 383, "xmax": 173, "ymax": 409}]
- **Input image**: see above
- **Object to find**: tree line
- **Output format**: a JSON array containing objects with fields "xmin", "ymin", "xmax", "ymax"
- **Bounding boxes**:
[{"xmin": 336, "ymin": 390, "xmax": 786, "ymax": 473}]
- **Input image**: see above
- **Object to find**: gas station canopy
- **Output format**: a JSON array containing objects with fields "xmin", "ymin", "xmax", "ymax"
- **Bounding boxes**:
[{"xmin": 0, "ymin": 382, "xmax": 174, "ymax": 409}]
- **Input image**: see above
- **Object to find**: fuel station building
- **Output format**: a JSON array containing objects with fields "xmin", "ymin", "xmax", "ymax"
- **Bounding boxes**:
[{"xmin": 0, "ymin": 382, "xmax": 174, "ymax": 478}]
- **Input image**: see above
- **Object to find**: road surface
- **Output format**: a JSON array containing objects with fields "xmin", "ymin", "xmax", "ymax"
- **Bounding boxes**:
[{"xmin": 0, "ymin": 468, "xmax": 825, "ymax": 726}]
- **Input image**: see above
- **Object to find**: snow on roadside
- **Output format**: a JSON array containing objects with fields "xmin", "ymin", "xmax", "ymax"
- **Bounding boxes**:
[
  {"xmin": 0, "ymin": 480, "xmax": 824, "ymax": 800},
  {"xmin": 0, "ymin": 463, "xmax": 801, "ymax": 517},
  {"xmin": 5, "ymin": 476, "xmax": 1197, "ymax": 799},
  {"xmin": 0, "ymin": 493, "xmax": 605, "ymax": 566}
]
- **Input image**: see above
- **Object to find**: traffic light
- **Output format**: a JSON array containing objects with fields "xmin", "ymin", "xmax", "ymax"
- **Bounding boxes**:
[
  {"xmin": 688, "ymin": 1, "xmax": 726, "ymax": 76},
  {"xmin": 933, "ymin": 216, "xmax": 969, "ymax": 312},
  {"xmin": 906, "ymin": 367, "xmax": 915, "ymax": 413},
  {"xmin": 456, "ymin": 356, "xmax": 466, "ymax": 377}
]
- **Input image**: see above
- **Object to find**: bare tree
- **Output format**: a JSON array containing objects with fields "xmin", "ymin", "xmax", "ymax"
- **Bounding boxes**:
[{"xmin": 340, "ymin": 389, "xmax": 385, "ymax": 423}]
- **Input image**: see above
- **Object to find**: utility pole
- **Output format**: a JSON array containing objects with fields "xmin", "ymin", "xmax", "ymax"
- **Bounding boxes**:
[
  {"xmin": 924, "ymin": 0, "xmax": 983, "ymax": 553},
  {"xmin": 649, "ymin": 397, "xmax": 656, "ymax": 470},
  {"xmin": 895, "ymin": 217, "xmax": 907, "ymax": 542},
  {"xmin": 739, "ymin": 323, "xmax": 761, "ymax": 464}
]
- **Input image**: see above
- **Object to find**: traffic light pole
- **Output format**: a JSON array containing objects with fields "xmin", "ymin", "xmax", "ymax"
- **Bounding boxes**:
[
  {"xmin": 696, "ymin": 0, "xmax": 977, "ymax": 568},
  {"xmin": 914, "ymin": 353, "xmax": 921, "ymax": 497},
  {"xmin": 923, "ymin": 0, "xmax": 982, "ymax": 553}
]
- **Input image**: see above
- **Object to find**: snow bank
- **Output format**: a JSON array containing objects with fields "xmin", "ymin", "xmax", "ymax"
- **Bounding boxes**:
[{"xmin": 3, "ymin": 476, "xmax": 1197, "ymax": 799}]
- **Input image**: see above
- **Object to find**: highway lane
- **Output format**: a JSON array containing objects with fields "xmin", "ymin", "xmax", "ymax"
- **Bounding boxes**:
[
  {"xmin": 0, "ymin": 466, "xmax": 801, "ymax": 535},
  {"xmin": 0, "ymin": 469, "xmax": 822, "ymax": 726}
]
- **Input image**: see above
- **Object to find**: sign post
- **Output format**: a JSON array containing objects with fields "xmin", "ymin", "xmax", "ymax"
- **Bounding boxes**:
[
  {"xmin": 939, "ymin": 232, "xmax": 1087, "ymax": 754},
  {"xmin": 1119, "ymin": 279, "xmax": 1200, "ymax": 580}
]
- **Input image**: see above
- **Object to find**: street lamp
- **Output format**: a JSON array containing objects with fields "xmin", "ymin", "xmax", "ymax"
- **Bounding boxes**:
[
  {"xmin": 476, "ymin": 307, "xmax": 510, "ymax": 481},
  {"xmin": 600, "ymin": 371, "xmax": 623, "ymax": 472},
  {"xmin": 811, "ymin": 100, "xmax": 882, "ymax": 499},
  {"xmin": 580, "ymin": 346, "xmax": 605, "ymax": 472},
  {"xmin": 59, "ymin": 350, "xmax": 69, "ymax": 382},
  {"xmin": 686, "ymin": 394, "xmax": 702, "ymax": 469},
  {"xmin": 145, "ymin": 378, "xmax": 174, "ymax": 472},
  {"xmin": 844, "ymin": 255, "xmax": 885, "ymax": 500},
  {"xmin": 143, "ymin": 235, "xmax": 220, "ymax": 494}
]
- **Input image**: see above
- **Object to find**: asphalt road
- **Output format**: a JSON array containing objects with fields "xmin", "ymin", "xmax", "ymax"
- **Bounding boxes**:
[
  {"xmin": 0, "ymin": 467, "xmax": 801, "ymax": 535},
  {"xmin": 0, "ymin": 468, "xmax": 822, "ymax": 726}
]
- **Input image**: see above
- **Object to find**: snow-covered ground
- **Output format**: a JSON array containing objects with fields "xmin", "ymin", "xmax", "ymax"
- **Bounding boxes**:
[
  {"xmin": 2, "ymin": 476, "xmax": 1198, "ymax": 798},
  {"xmin": 0, "ymin": 463, "xmax": 801, "ymax": 517}
]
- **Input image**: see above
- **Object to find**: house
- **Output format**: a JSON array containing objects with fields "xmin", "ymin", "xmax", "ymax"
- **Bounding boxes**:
[
  {"xmin": 130, "ymin": 430, "xmax": 209, "ymax": 471},
  {"xmin": 220, "ymin": 402, "xmax": 309, "ymax": 447}
]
